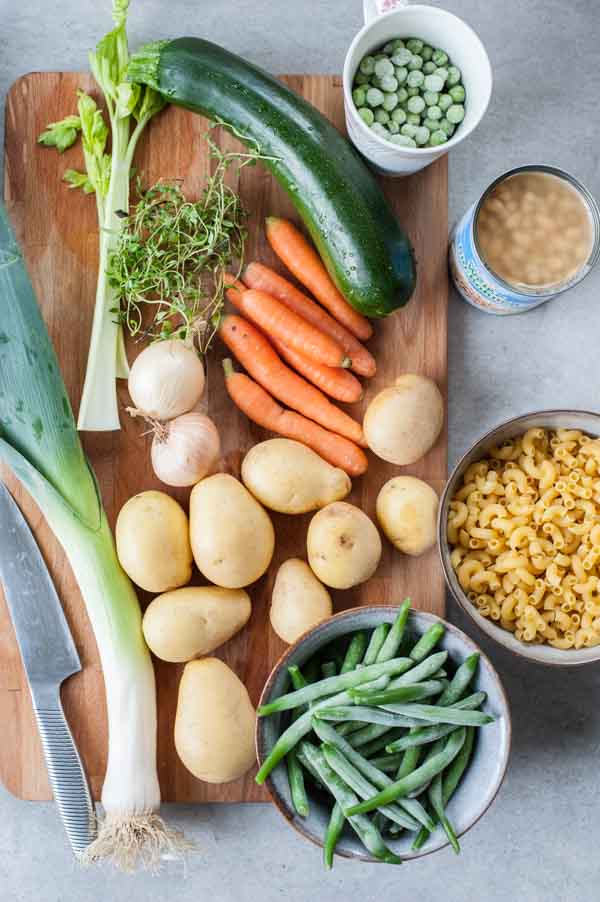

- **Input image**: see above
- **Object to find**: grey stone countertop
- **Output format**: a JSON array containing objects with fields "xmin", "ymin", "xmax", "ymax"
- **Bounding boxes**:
[{"xmin": 1, "ymin": 1, "xmax": 599, "ymax": 900}]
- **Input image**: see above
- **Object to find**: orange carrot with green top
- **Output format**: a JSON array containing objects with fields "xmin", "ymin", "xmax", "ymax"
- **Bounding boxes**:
[
  {"xmin": 222, "ymin": 359, "xmax": 368, "ymax": 477},
  {"xmin": 219, "ymin": 315, "xmax": 366, "ymax": 446},
  {"xmin": 243, "ymin": 261, "xmax": 376, "ymax": 378},
  {"xmin": 265, "ymin": 217, "xmax": 373, "ymax": 342},
  {"xmin": 224, "ymin": 276, "xmax": 350, "ymax": 369}
]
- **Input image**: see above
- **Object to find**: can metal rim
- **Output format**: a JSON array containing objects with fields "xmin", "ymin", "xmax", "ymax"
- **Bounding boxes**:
[{"xmin": 472, "ymin": 163, "xmax": 600, "ymax": 298}]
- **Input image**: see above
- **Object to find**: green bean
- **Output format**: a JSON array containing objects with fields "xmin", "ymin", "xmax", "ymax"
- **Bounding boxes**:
[
  {"xmin": 313, "ymin": 719, "xmax": 433, "ymax": 831},
  {"xmin": 376, "ymin": 599, "xmax": 411, "ymax": 662},
  {"xmin": 396, "ymin": 745, "xmax": 421, "ymax": 780},
  {"xmin": 340, "ymin": 631, "xmax": 368, "ymax": 673},
  {"xmin": 285, "ymin": 666, "xmax": 310, "ymax": 816},
  {"xmin": 386, "ymin": 723, "xmax": 460, "ymax": 753},
  {"xmin": 255, "ymin": 676, "xmax": 390, "ymax": 784},
  {"xmin": 438, "ymin": 653, "xmax": 479, "ymax": 706},
  {"xmin": 387, "ymin": 651, "xmax": 448, "ymax": 689},
  {"xmin": 369, "ymin": 753, "xmax": 404, "ymax": 773},
  {"xmin": 316, "ymin": 706, "xmax": 418, "ymax": 728},
  {"xmin": 363, "ymin": 624, "xmax": 390, "ymax": 665},
  {"xmin": 351, "ymin": 679, "xmax": 447, "ymax": 706},
  {"xmin": 321, "ymin": 661, "xmax": 337, "ymax": 679},
  {"xmin": 257, "ymin": 656, "xmax": 413, "ymax": 716},
  {"xmin": 346, "ymin": 729, "xmax": 467, "ymax": 816},
  {"xmin": 353, "ymin": 726, "xmax": 403, "ymax": 756},
  {"xmin": 323, "ymin": 803, "xmax": 345, "ymax": 869},
  {"xmin": 297, "ymin": 741, "xmax": 402, "ymax": 864},
  {"xmin": 377, "ymin": 702, "xmax": 493, "ymax": 728},
  {"xmin": 429, "ymin": 770, "xmax": 459, "ymax": 853},
  {"xmin": 410, "ymin": 623, "xmax": 445, "ymax": 662}
]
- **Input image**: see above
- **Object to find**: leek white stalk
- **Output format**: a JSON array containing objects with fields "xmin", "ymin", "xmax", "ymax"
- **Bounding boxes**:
[{"xmin": 0, "ymin": 202, "xmax": 187, "ymax": 869}]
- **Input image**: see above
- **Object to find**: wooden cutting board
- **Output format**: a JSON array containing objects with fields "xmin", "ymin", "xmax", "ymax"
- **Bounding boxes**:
[{"xmin": 1, "ymin": 72, "xmax": 447, "ymax": 803}]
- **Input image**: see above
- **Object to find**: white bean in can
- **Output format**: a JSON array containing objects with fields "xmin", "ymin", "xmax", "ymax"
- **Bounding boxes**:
[{"xmin": 449, "ymin": 165, "xmax": 600, "ymax": 315}]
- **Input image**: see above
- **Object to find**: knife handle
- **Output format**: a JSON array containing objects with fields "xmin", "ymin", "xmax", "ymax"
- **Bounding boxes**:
[{"xmin": 33, "ymin": 687, "xmax": 96, "ymax": 856}]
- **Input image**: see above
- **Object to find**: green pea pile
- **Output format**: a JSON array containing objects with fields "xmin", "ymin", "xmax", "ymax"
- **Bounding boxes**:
[{"xmin": 352, "ymin": 37, "xmax": 466, "ymax": 149}]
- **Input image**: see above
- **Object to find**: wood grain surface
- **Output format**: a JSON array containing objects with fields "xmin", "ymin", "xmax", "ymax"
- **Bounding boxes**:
[{"xmin": 1, "ymin": 72, "xmax": 448, "ymax": 803}]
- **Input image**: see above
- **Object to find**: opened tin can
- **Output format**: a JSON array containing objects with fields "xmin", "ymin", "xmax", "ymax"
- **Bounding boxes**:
[{"xmin": 449, "ymin": 165, "xmax": 600, "ymax": 315}]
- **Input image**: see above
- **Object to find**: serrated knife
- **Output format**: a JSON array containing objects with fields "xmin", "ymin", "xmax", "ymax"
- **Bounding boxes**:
[{"xmin": 0, "ymin": 480, "xmax": 95, "ymax": 855}]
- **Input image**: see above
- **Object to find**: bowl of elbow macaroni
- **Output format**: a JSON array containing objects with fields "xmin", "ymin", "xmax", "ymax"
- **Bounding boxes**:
[{"xmin": 439, "ymin": 410, "xmax": 600, "ymax": 666}]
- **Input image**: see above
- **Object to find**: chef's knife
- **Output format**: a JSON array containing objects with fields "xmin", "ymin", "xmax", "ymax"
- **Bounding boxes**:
[{"xmin": 0, "ymin": 481, "xmax": 95, "ymax": 855}]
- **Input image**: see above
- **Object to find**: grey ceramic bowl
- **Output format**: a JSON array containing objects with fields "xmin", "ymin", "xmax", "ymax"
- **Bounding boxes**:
[
  {"xmin": 256, "ymin": 606, "xmax": 511, "ymax": 863},
  {"xmin": 439, "ymin": 409, "xmax": 600, "ymax": 667}
]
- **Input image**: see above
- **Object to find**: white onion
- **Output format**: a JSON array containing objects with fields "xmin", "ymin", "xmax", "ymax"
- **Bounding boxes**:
[
  {"xmin": 151, "ymin": 413, "xmax": 221, "ymax": 487},
  {"xmin": 128, "ymin": 339, "xmax": 205, "ymax": 421}
]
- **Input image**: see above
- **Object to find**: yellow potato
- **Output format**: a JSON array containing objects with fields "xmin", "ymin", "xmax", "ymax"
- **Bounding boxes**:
[
  {"xmin": 241, "ymin": 439, "xmax": 351, "ymax": 514},
  {"xmin": 307, "ymin": 502, "xmax": 382, "ymax": 589},
  {"xmin": 190, "ymin": 474, "xmax": 274, "ymax": 588},
  {"xmin": 363, "ymin": 374, "xmax": 444, "ymax": 465},
  {"xmin": 142, "ymin": 586, "xmax": 252, "ymax": 663},
  {"xmin": 270, "ymin": 558, "xmax": 333, "ymax": 644},
  {"xmin": 116, "ymin": 490, "xmax": 192, "ymax": 593},
  {"xmin": 376, "ymin": 476, "xmax": 439, "ymax": 556},
  {"xmin": 175, "ymin": 658, "xmax": 256, "ymax": 784}
]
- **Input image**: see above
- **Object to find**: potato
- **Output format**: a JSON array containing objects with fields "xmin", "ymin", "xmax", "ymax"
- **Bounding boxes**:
[
  {"xmin": 363, "ymin": 374, "xmax": 444, "ymax": 465},
  {"xmin": 175, "ymin": 658, "xmax": 256, "ymax": 784},
  {"xmin": 270, "ymin": 559, "xmax": 332, "ymax": 643},
  {"xmin": 116, "ymin": 490, "xmax": 192, "ymax": 593},
  {"xmin": 190, "ymin": 474, "xmax": 274, "ymax": 588},
  {"xmin": 307, "ymin": 502, "xmax": 382, "ymax": 589},
  {"xmin": 142, "ymin": 586, "xmax": 251, "ymax": 662},
  {"xmin": 241, "ymin": 439, "xmax": 351, "ymax": 514},
  {"xmin": 376, "ymin": 476, "xmax": 439, "ymax": 556}
]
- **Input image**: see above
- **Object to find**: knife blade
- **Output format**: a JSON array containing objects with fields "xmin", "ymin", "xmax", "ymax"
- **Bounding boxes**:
[{"xmin": 0, "ymin": 480, "xmax": 95, "ymax": 855}]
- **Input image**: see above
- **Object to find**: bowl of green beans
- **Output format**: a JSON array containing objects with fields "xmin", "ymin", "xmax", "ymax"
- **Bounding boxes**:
[{"xmin": 255, "ymin": 602, "xmax": 511, "ymax": 867}]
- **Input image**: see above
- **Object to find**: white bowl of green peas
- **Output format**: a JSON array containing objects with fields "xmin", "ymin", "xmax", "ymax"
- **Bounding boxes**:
[{"xmin": 255, "ymin": 603, "xmax": 511, "ymax": 866}]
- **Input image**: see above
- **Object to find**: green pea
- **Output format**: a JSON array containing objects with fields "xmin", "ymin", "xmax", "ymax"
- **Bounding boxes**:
[
  {"xmin": 407, "ymin": 86, "xmax": 419, "ymax": 97},
  {"xmin": 424, "ymin": 74, "xmax": 444, "ymax": 93},
  {"xmin": 415, "ymin": 125, "xmax": 431, "ymax": 146},
  {"xmin": 429, "ymin": 129, "xmax": 448, "ymax": 146},
  {"xmin": 397, "ymin": 87, "xmax": 409, "ymax": 103},
  {"xmin": 391, "ymin": 38, "xmax": 405, "ymax": 51},
  {"xmin": 421, "ymin": 45, "xmax": 433, "ymax": 62},
  {"xmin": 359, "ymin": 56, "xmax": 375, "ymax": 75},
  {"xmin": 358, "ymin": 107, "xmax": 374, "ymax": 126},
  {"xmin": 391, "ymin": 48, "xmax": 412, "ymax": 66},
  {"xmin": 383, "ymin": 41, "xmax": 395, "ymax": 55},
  {"xmin": 446, "ymin": 103, "xmax": 465, "ymax": 124},
  {"xmin": 381, "ymin": 75, "xmax": 399, "ymax": 92},
  {"xmin": 423, "ymin": 61, "xmax": 436, "ymax": 75},
  {"xmin": 390, "ymin": 134, "xmax": 417, "ymax": 147},
  {"xmin": 370, "ymin": 75, "xmax": 383, "ymax": 89},
  {"xmin": 438, "ymin": 93, "xmax": 453, "ymax": 112},
  {"xmin": 352, "ymin": 87, "xmax": 366, "ymax": 107},
  {"xmin": 375, "ymin": 108, "xmax": 391, "ymax": 125},
  {"xmin": 427, "ymin": 105, "xmax": 442, "ymax": 120},
  {"xmin": 354, "ymin": 72, "xmax": 370, "ymax": 86},
  {"xmin": 373, "ymin": 53, "xmax": 388, "ymax": 62},
  {"xmin": 406, "ymin": 112, "xmax": 421, "ymax": 125},
  {"xmin": 374, "ymin": 58, "xmax": 395, "ymax": 78},
  {"xmin": 401, "ymin": 123, "xmax": 418, "ymax": 138},
  {"xmin": 423, "ymin": 90, "xmax": 439, "ymax": 106},
  {"xmin": 408, "ymin": 55, "xmax": 423, "ymax": 71},
  {"xmin": 447, "ymin": 65, "xmax": 461, "ymax": 86},
  {"xmin": 406, "ymin": 38, "xmax": 424, "ymax": 54},
  {"xmin": 434, "ymin": 67, "xmax": 449, "ymax": 84},
  {"xmin": 449, "ymin": 84, "xmax": 466, "ymax": 103},
  {"xmin": 423, "ymin": 117, "xmax": 439, "ymax": 132},
  {"xmin": 432, "ymin": 49, "xmax": 449, "ymax": 66},
  {"xmin": 439, "ymin": 118, "xmax": 455, "ymax": 137},
  {"xmin": 383, "ymin": 92, "xmax": 399, "ymax": 111},
  {"xmin": 366, "ymin": 87, "xmax": 385, "ymax": 108},
  {"xmin": 391, "ymin": 107, "xmax": 407, "ymax": 125},
  {"xmin": 371, "ymin": 122, "xmax": 389, "ymax": 137},
  {"xmin": 388, "ymin": 120, "xmax": 400, "ymax": 134},
  {"xmin": 407, "ymin": 70, "xmax": 425, "ymax": 88},
  {"xmin": 394, "ymin": 65, "xmax": 408, "ymax": 84},
  {"xmin": 407, "ymin": 95, "xmax": 426, "ymax": 114}
]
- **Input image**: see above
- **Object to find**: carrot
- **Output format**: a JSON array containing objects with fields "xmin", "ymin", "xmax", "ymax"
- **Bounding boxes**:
[
  {"xmin": 271, "ymin": 337, "xmax": 363, "ymax": 404},
  {"xmin": 265, "ymin": 217, "xmax": 373, "ymax": 342},
  {"xmin": 219, "ymin": 314, "xmax": 366, "ymax": 446},
  {"xmin": 243, "ymin": 261, "xmax": 376, "ymax": 378},
  {"xmin": 223, "ymin": 359, "xmax": 368, "ymax": 477},
  {"xmin": 224, "ymin": 276, "xmax": 350, "ymax": 369}
]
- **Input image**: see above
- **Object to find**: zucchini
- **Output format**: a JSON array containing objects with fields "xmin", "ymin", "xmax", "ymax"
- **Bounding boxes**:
[{"xmin": 128, "ymin": 38, "xmax": 416, "ymax": 318}]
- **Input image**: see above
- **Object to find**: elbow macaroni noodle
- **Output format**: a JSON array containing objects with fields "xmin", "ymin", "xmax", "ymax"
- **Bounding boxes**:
[{"xmin": 447, "ymin": 428, "xmax": 600, "ymax": 650}]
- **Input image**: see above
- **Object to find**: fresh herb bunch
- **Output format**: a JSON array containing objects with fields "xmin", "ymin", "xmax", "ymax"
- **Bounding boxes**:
[{"xmin": 108, "ymin": 134, "xmax": 259, "ymax": 352}]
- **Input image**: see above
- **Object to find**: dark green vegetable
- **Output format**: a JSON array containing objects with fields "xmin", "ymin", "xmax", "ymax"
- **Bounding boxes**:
[
  {"xmin": 340, "ymin": 631, "xmax": 368, "ymax": 673},
  {"xmin": 387, "ymin": 651, "xmax": 448, "ymax": 689},
  {"xmin": 409, "ymin": 622, "xmax": 446, "ymax": 662},
  {"xmin": 351, "ymin": 726, "xmax": 404, "ymax": 756},
  {"xmin": 321, "ymin": 661, "xmax": 337, "ymax": 679},
  {"xmin": 286, "ymin": 667, "xmax": 310, "ymax": 817},
  {"xmin": 323, "ymin": 803, "xmax": 345, "ymax": 869},
  {"xmin": 128, "ymin": 38, "xmax": 416, "ymax": 318},
  {"xmin": 437, "ymin": 653, "xmax": 479, "ymax": 706},
  {"xmin": 368, "ymin": 702, "xmax": 493, "ymax": 728},
  {"xmin": 428, "ymin": 770, "xmax": 459, "ymax": 853},
  {"xmin": 362, "ymin": 623, "xmax": 391, "ymax": 666},
  {"xmin": 384, "ymin": 692, "xmax": 487, "ymax": 752},
  {"xmin": 375, "ymin": 599, "xmax": 411, "ymax": 662},
  {"xmin": 350, "ymin": 679, "xmax": 447, "ymax": 706}
]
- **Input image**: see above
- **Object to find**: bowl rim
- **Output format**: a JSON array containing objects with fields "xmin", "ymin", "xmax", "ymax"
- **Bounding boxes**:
[
  {"xmin": 256, "ymin": 605, "xmax": 512, "ymax": 863},
  {"xmin": 438, "ymin": 408, "xmax": 600, "ymax": 668}
]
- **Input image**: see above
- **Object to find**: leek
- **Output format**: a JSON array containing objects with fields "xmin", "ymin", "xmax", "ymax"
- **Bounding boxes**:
[
  {"xmin": 38, "ymin": 0, "xmax": 165, "ymax": 431},
  {"xmin": 0, "ymin": 202, "xmax": 187, "ymax": 870}
]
